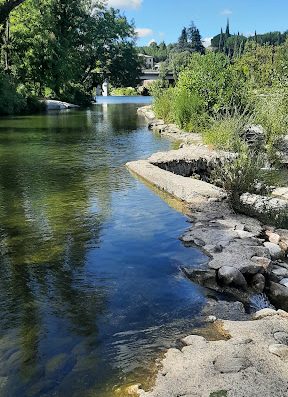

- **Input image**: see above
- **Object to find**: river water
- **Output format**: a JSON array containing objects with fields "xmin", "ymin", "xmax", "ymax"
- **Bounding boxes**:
[{"xmin": 0, "ymin": 97, "xmax": 208, "ymax": 397}]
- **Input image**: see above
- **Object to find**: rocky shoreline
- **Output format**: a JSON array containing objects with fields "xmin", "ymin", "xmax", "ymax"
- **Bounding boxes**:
[{"xmin": 125, "ymin": 105, "xmax": 288, "ymax": 397}]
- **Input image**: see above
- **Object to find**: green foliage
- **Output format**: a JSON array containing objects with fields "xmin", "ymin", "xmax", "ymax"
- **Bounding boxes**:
[
  {"xmin": 253, "ymin": 91, "xmax": 288, "ymax": 159},
  {"xmin": 212, "ymin": 143, "xmax": 263, "ymax": 205},
  {"xmin": 203, "ymin": 114, "xmax": 246, "ymax": 150},
  {"xmin": 0, "ymin": 0, "xmax": 141, "ymax": 112},
  {"xmin": 173, "ymin": 87, "xmax": 207, "ymax": 131},
  {"xmin": 0, "ymin": 71, "xmax": 25, "ymax": 114},
  {"xmin": 152, "ymin": 87, "xmax": 174, "ymax": 122},
  {"xmin": 111, "ymin": 87, "xmax": 137, "ymax": 96},
  {"xmin": 177, "ymin": 52, "xmax": 247, "ymax": 114}
]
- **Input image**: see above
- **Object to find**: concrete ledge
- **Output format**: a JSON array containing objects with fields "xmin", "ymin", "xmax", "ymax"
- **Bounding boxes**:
[{"xmin": 126, "ymin": 160, "xmax": 225, "ymax": 203}]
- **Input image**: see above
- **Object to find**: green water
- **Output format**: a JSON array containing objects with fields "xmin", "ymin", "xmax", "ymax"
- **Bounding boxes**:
[{"xmin": 0, "ymin": 98, "xmax": 208, "ymax": 397}]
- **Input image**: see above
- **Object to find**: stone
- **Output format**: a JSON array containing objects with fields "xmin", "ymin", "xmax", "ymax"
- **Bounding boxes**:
[
  {"xmin": 218, "ymin": 266, "xmax": 248, "ymax": 290},
  {"xmin": 254, "ymin": 308, "xmax": 277, "ymax": 320},
  {"xmin": 251, "ymin": 273, "xmax": 266, "ymax": 293},
  {"xmin": 182, "ymin": 335, "xmax": 207, "ymax": 347},
  {"xmin": 268, "ymin": 233, "xmax": 281, "ymax": 245},
  {"xmin": 269, "ymin": 344, "xmax": 288, "ymax": 360},
  {"xmin": 207, "ymin": 316, "xmax": 217, "ymax": 323},
  {"xmin": 280, "ymin": 278, "xmax": 288, "ymax": 288},
  {"xmin": 267, "ymin": 282, "xmax": 288, "ymax": 312},
  {"xmin": 263, "ymin": 242, "xmax": 283, "ymax": 260},
  {"xmin": 182, "ymin": 268, "xmax": 217, "ymax": 289},
  {"xmin": 213, "ymin": 354, "xmax": 251, "ymax": 373},
  {"xmin": 272, "ymin": 267, "xmax": 288, "ymax": 279},
  {"xmin": 236, "ymin": 230, "xmax": 255, "ymax": 239},
  {"xmin": 274, "ymin": 332, "xmax": 288, "ymax": 345},
  {"xmin": 251, "ymin": 256, "xmax": 271, "ymax": 272},
  {"xmin": 279, "ymin": 240, "xmax": 288, "ymax": 252}
]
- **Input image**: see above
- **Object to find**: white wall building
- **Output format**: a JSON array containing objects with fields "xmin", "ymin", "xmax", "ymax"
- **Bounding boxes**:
[{"xmin": 139, "ymin": 54, "xmax": 154, "ymax": 70}]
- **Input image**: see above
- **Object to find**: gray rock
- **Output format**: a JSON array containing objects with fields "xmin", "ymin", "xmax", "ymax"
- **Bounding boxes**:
[
  {"xmin": 240, "ymin": 124, "xmax": 265, "ymax": 150},
  {"xmin": 251, "ymin": 256, "xmax": 272, "ymax": 272},
  {"xmin": 251, "ymin": 273, "xmax": 266, "ymax": 293},
  {"xmin": 267, "ymin": 282, "xmax": 288, "ymax": 311},
  {"xmin": 264, "ymin": 242, "xmax": 283, "ymax": 260},
  {"xmin": 280, "ymin": 278, "xmax": 288, "ymax": 288},
  {"xmin": 214, "ymin": 354, "xmax": 251, "ymax": 373},
  {"xmin": 218, "ymin": 266, "xmax": 248, "ymax": 290},
  {"xmin": 274, "ymin": 331, "xmax": 288, "ymax": 345}
]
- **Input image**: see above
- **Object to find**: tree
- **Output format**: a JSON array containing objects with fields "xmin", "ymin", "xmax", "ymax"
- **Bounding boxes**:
[
  {"xmin": 188, "ymin": 22, "xmax": 205, "ymax": 54},
  {"xmin": 225, "ymin": 19, "xmax": 231, "ymax": 38},
  {"xmin": 177, "ymin": 27, "xmax": 188, "ymax": 50}
]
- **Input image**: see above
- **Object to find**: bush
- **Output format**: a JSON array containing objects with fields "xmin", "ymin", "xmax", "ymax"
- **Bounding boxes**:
[
  {"xmin": 60, "ymin": 83, "xmax": 91, "ymax": 107},
  {"xmin": 111, "ymin": 87, "xmax": 137, "ymax": 96},
  {"xmin": 0, "ymin": 72, "xmax": 26, "ymax": 115},
  {"xmin": 152, "ymin": 87, "xmax": 174, "ymax": 122},
  {"xmin": 203, "ymin": 113, "xmax": 248, "ymax": 151},
  {"xmin": 173, "ymin": 87, "xmax": 207, "ymax": 131},
  {"xmin": 211, "ymin": 143, "xmax": 264, "ymax": 206},
  {"xmin": 177, "ymin": 52, "xmax": 248, "ymax": 115},
  {"xmin": 253, "ymin": 91, "xmax": 288, "ymax": 150}
]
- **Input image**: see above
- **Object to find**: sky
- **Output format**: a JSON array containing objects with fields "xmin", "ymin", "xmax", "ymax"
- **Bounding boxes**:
[{"xmin": 106, "ymin": 0, "xmax": 288, "ymax": 46}]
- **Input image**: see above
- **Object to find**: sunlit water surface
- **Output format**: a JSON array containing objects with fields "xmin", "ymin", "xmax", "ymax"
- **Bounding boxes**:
[{"xmin": 0, "ymin": 97, "xmax": 208, "ymax": 397}]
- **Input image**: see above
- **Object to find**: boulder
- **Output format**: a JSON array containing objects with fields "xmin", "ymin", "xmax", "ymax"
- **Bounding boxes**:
[
  {"xmin": 280, "ymin": 278, "xmax": 288, "ymax": 288},
  {"xmin": 251, "ymin": 273, "xmax": 266, "ymax": 293},
  {"xmin": 267, "ymin": 282, "xmax": 288, "ymax": 311},
  {"xmin": 240, "ymin": 124, "xmax": 265, "ymax": 151},
  {"xmin": 218, "ymin": 266, "xmax": 248, "ymax": 290},
  {"xmin": 264, "ymin": 242, "xmax": 283, "ymax": 260}
]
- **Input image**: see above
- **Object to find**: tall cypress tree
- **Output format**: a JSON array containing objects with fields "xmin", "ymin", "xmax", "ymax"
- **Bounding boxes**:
[
  {"xmin": 225, "ymin": 19, "xmax": 231, "ymax": 38},
  {"xmin": 219, "ymin": 28, "xmax": 224, "ymax": 52}
]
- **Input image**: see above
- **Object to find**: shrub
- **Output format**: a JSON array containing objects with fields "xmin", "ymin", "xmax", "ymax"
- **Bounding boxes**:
[
  {"xmin": 0, "ymin": 72, "xmax": 26, "ymax": 115},
  {"xmin": 173, "ymin": 87, "xmax": 207, "ymax": 131},
  {"xmin": 60, "ymin": 83, "xmax": 91, "ymax": 107},
  {"xmin": 253, "ymin": 91, "xmax": 288, "ymax": 150},
  {"xmin": 177, "ymin": 52, "xmax": 248, "ymax": 115},
  {"xmin": 211, "ymin": 143, "xmax": 264, "ymax": 206},
  {"xmin": 203, "ymin": 113, "xmax": 248, "ymax": 151},
  {"xmin": 111, "ymin": 87, "xmax": 137, "ymax": 96},
  {"xmin": 152, "ymin": 87, "xmax": 174, "ymax": 122}
]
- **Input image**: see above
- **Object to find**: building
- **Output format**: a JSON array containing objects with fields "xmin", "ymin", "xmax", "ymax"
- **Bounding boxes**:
[{"xmin": 139, "ymin": 54, "xmax": 154, "ymax": 70}]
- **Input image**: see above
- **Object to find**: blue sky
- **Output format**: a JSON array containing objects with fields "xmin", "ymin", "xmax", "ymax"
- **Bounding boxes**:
[{"xmin": 107, "ymin": 0, "xmax": 288, "ymax": 46}]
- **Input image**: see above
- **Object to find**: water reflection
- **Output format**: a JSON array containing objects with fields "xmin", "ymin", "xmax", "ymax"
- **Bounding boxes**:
[{"xmin": 0, "ymin": 100, "xmax": 207, "ymax": 397}]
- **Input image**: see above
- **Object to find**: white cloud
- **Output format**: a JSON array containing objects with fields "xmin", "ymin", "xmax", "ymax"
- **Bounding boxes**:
[
  {"xmin": 202, "ymin": 37, "xmax": 212, "ymax": 48},
  {"xmin": 135, "ymin": 28, "xmax": 153, "ymax": 38},
  {"xmin": 107, "ymin": 0, "xmax": 142, "ymax": 9},
  {"xmin": 221, "ymin": 8, "xmax": 232, "ymax": 16}
]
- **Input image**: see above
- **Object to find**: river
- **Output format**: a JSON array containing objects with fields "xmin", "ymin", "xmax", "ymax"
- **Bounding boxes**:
[{"xmin": 0, "ymin": 97, "xmax": 208, "ymax": 397}]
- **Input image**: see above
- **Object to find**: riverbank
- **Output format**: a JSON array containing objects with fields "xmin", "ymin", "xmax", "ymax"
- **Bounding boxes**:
[{"xmin": 126, "ymin": 105, "xmax": 288, "ymax": 397}]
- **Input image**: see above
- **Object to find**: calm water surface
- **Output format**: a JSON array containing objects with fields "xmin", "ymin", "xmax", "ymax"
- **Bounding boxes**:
[{"xmin": 0, "ymin": 98, "xmax": 208, "ymax": 397}]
